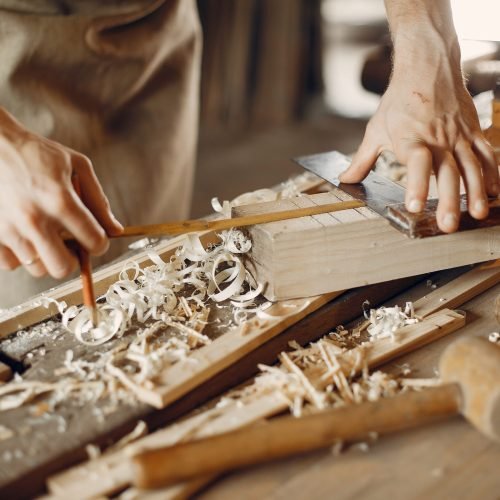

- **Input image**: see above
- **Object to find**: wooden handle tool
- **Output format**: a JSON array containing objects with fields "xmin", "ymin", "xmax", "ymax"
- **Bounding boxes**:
[
  {"xmin": 114, "ymin": 200, "xmax": 365, "ymax": 238},
  {"xmin": 132, "ymin": 337, "xmax": 500, "ymax": 490},
  {"xmin": 71, "ymin": 175, "xmax": 98, "ymax": 326}
]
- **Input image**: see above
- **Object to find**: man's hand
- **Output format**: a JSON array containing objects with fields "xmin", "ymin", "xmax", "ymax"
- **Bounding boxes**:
[
  {"xmin": 339, "ymin": 0, "xmax": 499, "ymax": 233},
  {"xmin": 0, "ymin": 108, "xmax": 123, "ymax": 278}
]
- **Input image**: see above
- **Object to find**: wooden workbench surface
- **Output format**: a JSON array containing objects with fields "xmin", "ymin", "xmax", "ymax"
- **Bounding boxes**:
[
  {"xmin": 197, "ymin": 275, "xmax": 500, "ymax": 500},
  {"xmin": 0, "ymin": 242, "xmax": 499, "ymax": 496}
]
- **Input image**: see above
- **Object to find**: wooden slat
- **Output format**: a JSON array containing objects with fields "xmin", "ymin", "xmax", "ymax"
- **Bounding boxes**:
[{"xmin": 414, "ymin": 266, "xmax": 500, "ymax": 318}]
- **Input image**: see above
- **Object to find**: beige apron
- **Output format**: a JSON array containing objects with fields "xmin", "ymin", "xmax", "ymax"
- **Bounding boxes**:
[{"xmin": 0, "ymin": 0, "xmax": 201, "ymax": 308}]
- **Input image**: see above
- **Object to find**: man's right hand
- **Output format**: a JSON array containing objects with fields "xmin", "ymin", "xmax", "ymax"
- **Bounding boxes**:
[{"xmin": 0, "ymin": 108, "xmax": 123, "ymax": 279}]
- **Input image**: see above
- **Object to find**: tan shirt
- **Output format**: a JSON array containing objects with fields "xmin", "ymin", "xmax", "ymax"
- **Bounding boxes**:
[{"xmin": 0, "ymin": 0, "xmax": 202, "ymax": 307}]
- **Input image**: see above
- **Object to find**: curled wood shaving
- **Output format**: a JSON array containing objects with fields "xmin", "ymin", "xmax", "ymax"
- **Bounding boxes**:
[
  {"xmin": 366, "ymin": 302, "xmax": 418, "ymax": 341},
  {"xmin": 38, "ymin": 229, "xmax": 262, "ymax": 348},
  {"xmin": 211, "ymin": 178, "xmax": 305, "ymax": 218}
]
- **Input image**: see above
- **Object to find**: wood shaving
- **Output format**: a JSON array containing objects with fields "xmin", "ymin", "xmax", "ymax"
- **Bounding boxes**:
[
  {"xmin": 366, "ymin": 302, "xmax": 418, "ymax": 341},
  {"xmin": 85, "ymin": 444, "xmax": 101, "ymax": 460},
  {"xmin": 488, "ymin": 331, "xmax": 500, "ymax": 344}
]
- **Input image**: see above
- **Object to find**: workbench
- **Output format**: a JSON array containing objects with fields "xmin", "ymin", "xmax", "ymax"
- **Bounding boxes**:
[{"xmin": 0, "ymin": 177, "xmax": 499, "ymax": 499}]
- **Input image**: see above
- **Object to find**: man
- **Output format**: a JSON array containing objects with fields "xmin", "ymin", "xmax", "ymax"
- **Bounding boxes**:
[{"xmin": 0, "ymin": 0, "xmax": 496, "ymax": 307}]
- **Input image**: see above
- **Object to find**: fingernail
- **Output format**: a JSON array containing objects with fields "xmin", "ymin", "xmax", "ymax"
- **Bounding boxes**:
[
  {"xmin": 475, "ymin": 199, "xmax": 488, "ymax": 214},
  {"xmin": 442, "ymin": 213, "xmax": 458, "ymax": 231},
  {"xmin": 407, "ymin": 199, "xmax": 424, "ymax": 213}
]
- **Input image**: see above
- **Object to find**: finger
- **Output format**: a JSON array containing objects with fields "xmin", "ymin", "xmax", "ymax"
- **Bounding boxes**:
[
  {"xmin": 454, "ymin": 141, "xmax": 488, "ymax": 220},
  {"xmin": 404, "ymin": 145, "xmax": 432, "ymax": 213},
  {"xmin": 472, "ymin": 135, "xmax": 500, "ymax": 197},
  {"xmin": 72, "ymin": 154, "xmax": 124, "ymax": 236},
  {"xmin": 27, "ymin": 224, "xmax": 78, "ymax": 279},
  {"xmin": 0, "ymin": 244, "xmax": 20, "ymax": 270},
  {"xmin": 435, "ymin": 152, "xmax": 461, "ymax": 233},
  {"xmin": 338, "ymin": 132, "xmax": 380, "ymax": 183},
  {"xmin": 46, "ymin": 186, "xmax": 109, "ymax": 256},
  {"xmin": 4, "ymin": 232, "xmax": 47, "ymax": 278}
]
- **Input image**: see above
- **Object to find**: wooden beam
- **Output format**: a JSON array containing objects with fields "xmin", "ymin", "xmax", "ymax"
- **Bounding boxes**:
[{"xmin": 233, "ymin": 191, "xmax": 500, "ymax": 301}]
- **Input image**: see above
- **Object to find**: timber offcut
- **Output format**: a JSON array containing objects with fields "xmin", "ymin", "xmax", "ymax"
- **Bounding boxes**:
[{"xmin": 234, "ymin": 191, "xmax": 500, "ymax": 300}]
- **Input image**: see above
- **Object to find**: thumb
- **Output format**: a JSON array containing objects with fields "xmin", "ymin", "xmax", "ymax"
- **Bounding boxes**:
[
  {"xmin": 338, "ymin": 134, "xmax": 379, "ymax": 183},
  {"xmin": 72, "ymin": 154, "xmax": 124, "ymax": 237}
]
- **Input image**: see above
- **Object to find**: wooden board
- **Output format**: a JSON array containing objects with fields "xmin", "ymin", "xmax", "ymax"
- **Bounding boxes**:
[{"xmin": 234, "ymin": 191, "xmax": 500, "ymax": 300}]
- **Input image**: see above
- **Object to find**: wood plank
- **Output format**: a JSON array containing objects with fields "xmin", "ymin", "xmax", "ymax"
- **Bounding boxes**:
[
  {"xmin": 413, "ymin": 266, "xmax": 500, "ymax": 318},
  {"xmin": 234, "ymin": 194, "xmax": 500, "ymax": 300},
  {"xmin": 123, "ymin": 291, "xmax": 343, "ymax": 408}
]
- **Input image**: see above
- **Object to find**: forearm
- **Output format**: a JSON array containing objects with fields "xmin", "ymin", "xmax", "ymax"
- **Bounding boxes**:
[{"xmin": 385, "ymin": 0, "xmax": 462, "ymax": 83}]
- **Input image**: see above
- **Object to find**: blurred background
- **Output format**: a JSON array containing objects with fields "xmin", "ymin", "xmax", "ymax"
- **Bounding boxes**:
[{"xmin": 192, "ymin": 0, "xmax": 500, "ymax": 217}]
